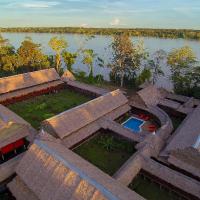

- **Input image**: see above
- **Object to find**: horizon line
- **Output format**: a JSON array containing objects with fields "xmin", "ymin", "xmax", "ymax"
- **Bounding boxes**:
[{"xmin": 1, "ymin": 26, "xmax": 200, "ymax": 31}]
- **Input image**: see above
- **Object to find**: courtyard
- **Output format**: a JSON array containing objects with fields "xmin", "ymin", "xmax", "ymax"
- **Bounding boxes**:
[
  {"xmin": 129, "ymin": 172, "xmax": 187, "ymax": 200},
  {"xmin": 8, "ymin": 89, "xmax": 91, "ymax": 129},
  {"xmin": 73, "ymin": 129, "xmax": 136, "ymax": 176}
]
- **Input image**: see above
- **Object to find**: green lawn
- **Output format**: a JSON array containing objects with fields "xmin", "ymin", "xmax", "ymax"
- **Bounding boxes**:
[
  {"xmin": 73, "ymin": 130, "xmax": 136, "ymax": 176},
  {"xmin": 8, "ymin": 89, "xmax": 91, "ymax": 129},
  {"xmin": 129, "ymin": 175, "xmax": 183, "ymax": 200}
]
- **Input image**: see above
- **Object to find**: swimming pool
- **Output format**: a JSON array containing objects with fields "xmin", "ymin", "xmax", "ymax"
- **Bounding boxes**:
[{"xmin": 122, "ymin": 117, "xmax": 145, "ymax": 133}]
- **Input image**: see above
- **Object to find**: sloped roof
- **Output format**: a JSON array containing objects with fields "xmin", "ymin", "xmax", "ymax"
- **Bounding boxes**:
[
  {"xmin": 8, "ymin": 139, "xmax": 143, "ymax": 200},
  {"xmin": 0, "ymin": 80, "xmax": 63, "ymax": 104},
  {"xmin": 0, "ymin": 104, "xmax": 29, "ymax": 125},
  {"xmin": 43, "ymin": 90, "xmax": 128, "ymax": 139},
  {"xmin": 66, "ymin": 80, "xmax": 109, "ymax": 96},
  {"xmin": 61, "ymin": 70, "xmax": 76, "ymax": 81},
  {"xmin": 137, "ymin": 84, "xmax": 164, "ymax": 107},
  {"xmin": 0, "ymin": 104, "xmax": 34, "ymax": 148},
  {"xmin": 170, "ymin": 147, "xmax": 200, "ymax": 169},
  {"xmin": 0, "ymin": 68, "xmax": 60, "ymax": 95},
  {"xmin": 164, "ymin": 105, "xmax": 200, "ymax": 153},
  {"xmin": 0, "ymin": 118, "xmax": 6, "ymax": 130},
  {"xmin": 0, "ymin": 122, "xmax": 30, "ymax": 148}
]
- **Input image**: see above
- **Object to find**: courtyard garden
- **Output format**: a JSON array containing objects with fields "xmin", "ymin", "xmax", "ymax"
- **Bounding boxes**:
[
  {"xmin": 8, "ymin": 89, "xmax": 91, "ymax": 129},
  {"xmin": 73, "ymin": 129, "xmax": 136, "ymax": 176},
  {"xmin": 129, "ymin": 173, "xmax": 186, "ymax": 200}
]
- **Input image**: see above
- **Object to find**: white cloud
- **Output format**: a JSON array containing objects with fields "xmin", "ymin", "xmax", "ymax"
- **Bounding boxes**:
[
  {"xmin": 80, "ymin": 23, "xmax": 88, "ymax": 27},
  {"xmin": 7, "ymin": 1, "xmax": 60, "ymax": 9},
  {"xmin": 110, "ymin": 18, "xmax": 120, "ymax": 26}
]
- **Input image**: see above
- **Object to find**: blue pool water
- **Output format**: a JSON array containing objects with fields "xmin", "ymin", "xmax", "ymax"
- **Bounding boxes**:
[{"xmin": 123, "ymin": 117, "xmax": 144, "ymax": 133}]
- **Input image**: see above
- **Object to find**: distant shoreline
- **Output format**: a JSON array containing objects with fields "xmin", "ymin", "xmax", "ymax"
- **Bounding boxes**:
[{"xmin": 1, "ymin": 27, "xmax": 200, "ymax": 40}]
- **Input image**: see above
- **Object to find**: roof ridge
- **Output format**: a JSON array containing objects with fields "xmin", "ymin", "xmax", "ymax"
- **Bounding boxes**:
[
  {"xmin": 35, "ymin": 139, "xmax": 119, "ymax": 200},
  {"xmin": 0, "ymin": 68, "xmax": 55, "ymax": 81},
  {"xmin": 45, "ymin": 89, "xmax": 122, "ymax": 122}
]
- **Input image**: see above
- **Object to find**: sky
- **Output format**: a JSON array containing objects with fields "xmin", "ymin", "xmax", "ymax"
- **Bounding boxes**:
[{"xmin": 0, "ymin": 0, "xmax": 200, "ymax": 29}]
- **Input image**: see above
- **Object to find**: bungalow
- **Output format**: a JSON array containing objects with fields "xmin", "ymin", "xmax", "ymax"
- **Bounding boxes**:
[
  {"xmin": 8, "ymin": 138, "xmax": 144, "ymax": 200},
  {"xmin": 163, "ymin": 105, "xmax": 200, "ymax": 178},
  {"xmin": 0, "ymin": 68, "xmax": 64, "ymax": 105},
  {"xmin": 0, "ymin": 104, "xmax": 35, "ymax": 182},
  {"xmin": 41, "ymin": 89, "xmax": 133, "ymax": 148}
]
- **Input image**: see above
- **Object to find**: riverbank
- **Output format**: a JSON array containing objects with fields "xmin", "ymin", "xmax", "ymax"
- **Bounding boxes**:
[{"xmin": 1, "ymin": 27, "xmax": 200, "ymax": 40}]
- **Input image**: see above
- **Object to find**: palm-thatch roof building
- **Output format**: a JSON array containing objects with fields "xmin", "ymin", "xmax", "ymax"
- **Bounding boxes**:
[
  {"xmin": 62, "ymin": 71, "xmax": 109, "ymax": 97},
  {"xmin": 0, "ymin": 104, "xmax": 35, "ymax": 182},
  {"xmin": 164, "ymin": 105, "xmax": 200, "ymax": 153},
  {"xmin": 0, "ymin": 68, "xmax": 64, "ymax": 105},
  {"xmin": 161, "ymin": 105, "xmax": 200, "ymax": 178},
  {"xmin": 129, "ymin": 84, "xmax": 168, "ymax": 110},
  {"xmin": 42, "ymin": 90, "xmax": 131, "ymax": 147},
  {"xmin": 8, "ymin": 139, "xmax": 144, "ymax": 200},
  {"xmin": 62, "ymin": 70, "xmax": 76, "ymax": 81}
]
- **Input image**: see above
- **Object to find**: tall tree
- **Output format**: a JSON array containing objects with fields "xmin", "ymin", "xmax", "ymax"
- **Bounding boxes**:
[
  {"xmin": 109, "ymin": 33, "xmax": 146, "ymax": 87},
  {"xmin": 17, "ymin": 38, "xmax": 49, "ymax": 71},
  {"xmin": 62, "ymin": 51, "xmax": 77, "ymax": 72},
  {"xmin": 167, "ymin": 46, "xmax": 197, "ymax": 94},
  {"xmin": 48, "ymin": 37, "xmax": 67, "ymax": 73},
  {"xmin": 0, "ymin": 35, "xmax": 16, "ymax": 75},
  {"xmin": 147, "ymin": 49, "xmax": 166, "ymax": 84},
  {"xmin": 82, "ymin": 49, "xmax": 97, "ymax": 77}
]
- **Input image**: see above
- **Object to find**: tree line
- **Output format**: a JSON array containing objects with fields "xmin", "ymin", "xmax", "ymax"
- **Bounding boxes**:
[
  {"xmin": 0, "ymin": 33, "xmax": 200, "ymax": 98},
  {"xmin": 1, "ymin": 27, "xmax": 200, "ymax": 40}
]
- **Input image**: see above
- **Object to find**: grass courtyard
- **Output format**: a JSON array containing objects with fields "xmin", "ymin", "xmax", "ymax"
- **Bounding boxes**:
[
  {"xmin": 8, "ymin": 89, "xmax": 91, "ymax": 129},
  {"xmin": 73, "ymin": 130, "xmax": 136, "ymax": 176},
  {"xmin": 129, "ymin": 174, "xmax": 185, "ymax": 200}
]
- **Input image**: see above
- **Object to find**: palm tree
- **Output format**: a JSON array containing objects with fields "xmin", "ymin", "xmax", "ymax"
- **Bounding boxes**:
[{"xmin": 48, "ymin": 37, "xmax": 67, "ymax": 73}]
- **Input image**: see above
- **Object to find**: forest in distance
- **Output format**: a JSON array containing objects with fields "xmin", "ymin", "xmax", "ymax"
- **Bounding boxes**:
[{"xmin": 1, "ymin": 27, "xmax": 200, "ymax": 40}]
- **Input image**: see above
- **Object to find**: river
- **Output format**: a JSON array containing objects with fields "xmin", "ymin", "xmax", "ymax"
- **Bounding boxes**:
[{"xmin": 2, "ymin": 32, "xmax": 200, "ymax": 90}]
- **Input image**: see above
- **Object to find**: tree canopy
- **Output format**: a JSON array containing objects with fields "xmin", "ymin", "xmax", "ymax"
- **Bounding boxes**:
[
  {"xmin": 62, "ymin": 51, "xmax": 77, "ymax": 72},
  {"xmin": 48, "ymin": 37, "xmax": 68, "ymax": 73},
  {"xmin": 109, "ymin": 33, "xmax": 147, "ymax": 87},
  {"xmin": 17, "ymin": 38, "xmax": 50, "ymax": 71},
  {"xmin": 167, "ymin": 46, "xmax": 200, "ymax": 97}
]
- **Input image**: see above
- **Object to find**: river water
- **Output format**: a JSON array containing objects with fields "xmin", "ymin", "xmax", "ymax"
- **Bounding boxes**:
[{"xmin": 2, "ymin": 32, "xmax": 200, "ymax": 90}]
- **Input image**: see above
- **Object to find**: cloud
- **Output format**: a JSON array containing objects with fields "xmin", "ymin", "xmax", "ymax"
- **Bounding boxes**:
[
  {"xmin": 110, "ymin": 18, "xmax": 120, "ymax": 26},
  {"xmin": 80, "ymin": 23, "xmax": 88, "ymax": 27},
  {"xmin": 7, "ymin": 1, "xmax": 60, "ymax": 9}
]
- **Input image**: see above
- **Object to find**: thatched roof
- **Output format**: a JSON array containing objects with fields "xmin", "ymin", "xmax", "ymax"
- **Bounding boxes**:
[
  {"xmin": 137, "ymin": 84, "xmax": 164, "ymax": 107},
  {"xmin": 8, "ymin": 139, "xmax": 144, "ymax": 200},
  {"xmin": 170, "ymin": 147, "xmax": 200, "ymax": 169},
  {"xmin": 43, "ymin": 90, "xmax": 128, "ymax": 139},
  {"xmin": 0, "ymin": 118, "xmax": 6, "ymax": 130},
  {"xmin": 0, "ymin": 122, "xmax": 30, "ymax": 148},
  {"xmin": 143, "ymin": 158, "xmax": 200, "ymax": 199},
  {"xmin": 0, "ymin": 104, "xmax": 29, "ymax": 125},
  {"xmin": 164, "ymin": 105, "xmax": 200, "ymax": 153},
  {"xmin": 66, "ymin": 80, "xmax": 109, "ymax": 96},
  {"xmin": 0, "ymin": 68, "xmax": 60, "ymax": 95},
  {"xmin": 62, "ymin": 70, "xmax": 76, "ymax": 81},
  {"xmin": 0, "ymin": 104, "xmax": 35, "ymax": 147},
  {"xmin": 0, "ymin": 80, "xmax": 64, "ymax": 104}
]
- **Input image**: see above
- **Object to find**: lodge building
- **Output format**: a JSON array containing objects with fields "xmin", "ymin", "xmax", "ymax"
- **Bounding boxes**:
[{"xmin": 0, "ymin": 69, "xmax": 199, "ymax": 200}]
